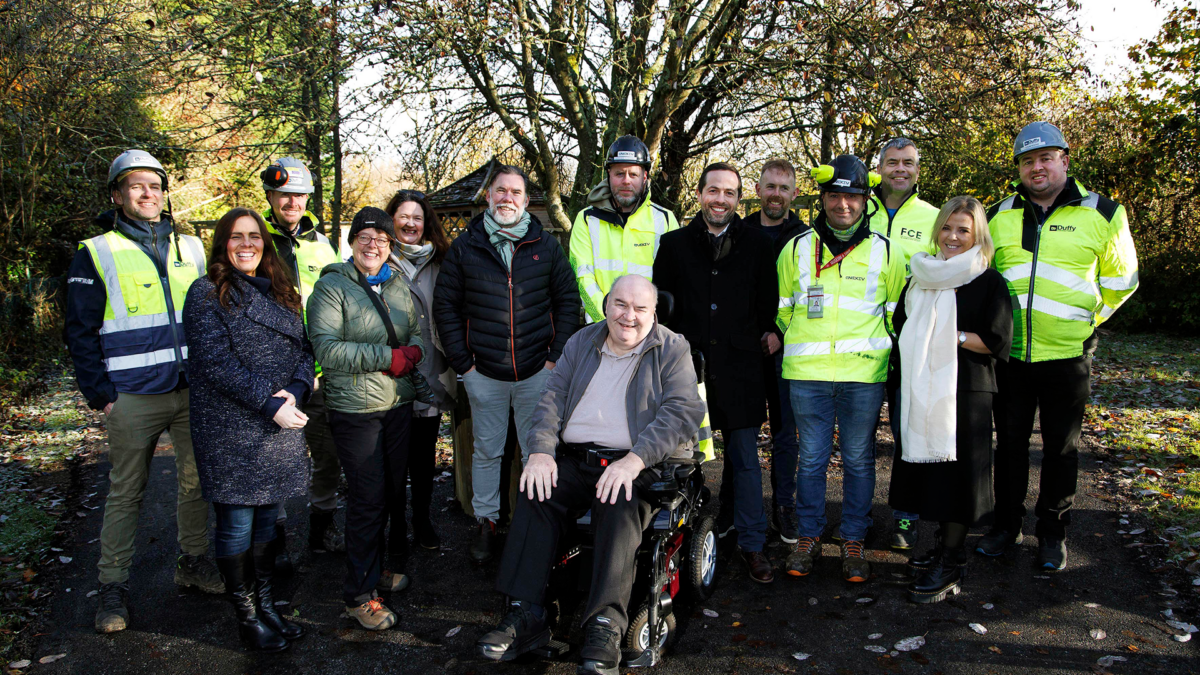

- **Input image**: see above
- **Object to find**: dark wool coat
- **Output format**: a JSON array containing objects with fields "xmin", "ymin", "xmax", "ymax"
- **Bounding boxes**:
[
  {"xmin": 183, "ymin": 276, "xmax": 315, "ymax": 505},
  {"xmin": 433, "ymin": 212, "xmax": 580, "ymax": 382},
  {"xmin": 887, "ymin": 268, "xmax": 1013, "ymax": 525},
  {"xmin": 652, "ymin": 215, "xmax": 779, "ymax": 430}
]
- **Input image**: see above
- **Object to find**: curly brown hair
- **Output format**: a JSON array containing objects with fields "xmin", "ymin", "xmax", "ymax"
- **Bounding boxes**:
[{"xmin": 206, "ymin": 207, "xmax": 302, "ymax": 313}]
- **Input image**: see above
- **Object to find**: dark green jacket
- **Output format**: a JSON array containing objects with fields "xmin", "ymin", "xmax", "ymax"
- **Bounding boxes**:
[{"xmin": 307, "ymin": 261, "xmax": 426, "ymax": 413}]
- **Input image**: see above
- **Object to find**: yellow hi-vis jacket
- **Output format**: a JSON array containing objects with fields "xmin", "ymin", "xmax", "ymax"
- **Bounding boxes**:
[
  {"xmin": 263, "ymin": 209, "xmax": 339, "ymax": 312},
  {"xmin": 987, "ymin": 178, "xmax": 1139, "ymax": 363},
  {"xmin": 776, "ymin": 222, "xmax": 906, "ymax": 383},
  {"xmin": 569, "ymin": 190, "xmax": 679, "ymax": 323},
  {"xmin": 869, "ymin": 189, "xmax": 939, "ymax": 275}
]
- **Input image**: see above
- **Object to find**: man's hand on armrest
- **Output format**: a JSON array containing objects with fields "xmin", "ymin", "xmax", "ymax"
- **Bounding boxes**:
[
  {"xmin": 520, "ymin": 452, "xmax": 558, "ymax": 502},
  {"xmin": 596, "ymin": 453, "xmax": 646, "ymax": 505}
]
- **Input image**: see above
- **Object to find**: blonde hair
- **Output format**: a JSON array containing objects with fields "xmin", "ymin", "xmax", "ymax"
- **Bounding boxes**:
[{"xmin": 930, "ymin": 195, "xmax": 993, "ymax": 264}]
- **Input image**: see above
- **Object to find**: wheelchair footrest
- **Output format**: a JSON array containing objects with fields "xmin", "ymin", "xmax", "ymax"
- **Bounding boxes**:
[
  {"xmin": 531, "ymin": 639, "xmax": 572, "ymax": 659},
  {"xmin": 622, "ymin": 647, "xmax": 660, "ymax": 668}
]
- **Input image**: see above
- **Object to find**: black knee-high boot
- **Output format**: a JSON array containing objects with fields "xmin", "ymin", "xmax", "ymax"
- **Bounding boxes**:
[
  {"xmin": 216, "ymin": 551, "xmax": 289, "ymax": 651},
  {"xmin": 252, "ymin": 539, "xmax": 305, "ymax": 640}
]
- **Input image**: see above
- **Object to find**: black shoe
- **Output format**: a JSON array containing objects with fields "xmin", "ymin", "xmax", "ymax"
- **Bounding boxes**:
[
  {"xmin": 215, "ymin": 551, "xmax": 289, "ymax": 652},
  {"xmin": 578, "ymin": 615, "xmax": 622, "ymax": 675},
  {"xmin": 252, "ymin": 539, "xmax": 304, "ymax": 640},
  {"xmin": 773, "ymin": 506, "xmax": 799, "ymax": 544},
  {"xmin": 975, "ymin": 528, "xmax": 1023, "ymax": 557},
  {"xmin": 715, "ymin": 508, "xmax": 735, "ymax": 540},
  {"xmin": 272, "ymin": 520, "xmax": 294, "ymax": 579},
  {"xmin": 890, "ymin": 518, "xmax": 919, "ymax": 551},
  {"xmin": 94, "ymin": 581, "xmax": 129, "ymax": 633},
  {"xmin": 476, "ymin": 600, "xmax": 551, "ymax": 662},
  {"xmin": 1037, "ymin": 537, "xmax": 1067, "ymax": 572},
  {"xmin": 742, "ymin": 549, "xmax": 775, "ymax": 584},
  {"xmin": 470, "ymin": 519, "xmax": 497, "ymax": 564},
  {"xmin": 309, "ymin": 510, "xmax": 345, "ymax": 553},
  {"xmin": 908, "ymin": 546, "xmax": 967, "ymax": 576},
  {"xmin": 413, "ymin": 518, "xmax": 441, "ymax": 551},
  {"xmin": 908, "ymin": 549, "xmax": 964, "ymax": 604}
]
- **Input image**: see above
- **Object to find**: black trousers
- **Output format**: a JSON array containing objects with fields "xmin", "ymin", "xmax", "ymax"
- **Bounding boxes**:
[
  {"xmin": 993, "ymin": 355, "xmax": 1091, "ymax": 539},
  {"xmin": 383, "ymin": 414, "xmax": 439, "ymax": 566},
  {"xmin": 328, "ymin": 404, "xmax": 412, "ymax": 605},
  {"xmin": 495, "ymin": 456, "xmax": 651, "ymax": 636}
]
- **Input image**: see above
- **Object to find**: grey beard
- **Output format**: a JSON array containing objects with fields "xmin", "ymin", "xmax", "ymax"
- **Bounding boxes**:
[
  {"xmin": 490, "ymin": 205, "xmax": 523, "ymax": 226},
  {"xmin": 614, "ymin": 190, "xmax": 641, "ymax": 211}
]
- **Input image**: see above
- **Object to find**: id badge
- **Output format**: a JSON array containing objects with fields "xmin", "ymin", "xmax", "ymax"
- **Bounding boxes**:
[{"xmin": 807, "ymin": 285, "xmax": 824, "ymax": 319}]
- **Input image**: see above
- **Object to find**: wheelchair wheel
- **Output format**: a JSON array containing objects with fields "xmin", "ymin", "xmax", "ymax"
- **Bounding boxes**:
[
  {"xmin": 687, "ymin": 515, "xmax": 718, "ymax": 600},
  {"xmin": 624, "ymin": 603, "xmax": 678, "ymax": 652}
]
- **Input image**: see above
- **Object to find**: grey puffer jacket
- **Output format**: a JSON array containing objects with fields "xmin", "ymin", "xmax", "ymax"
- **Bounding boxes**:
[
  {"xmin": 392, "ymin": 252, "xmax": 456, "ymax": 413},
  {"xmin": 525, "ymin": 321, "xmax": 705, "ymax": 468},
  {"xmin": 306, "ymin": 261, "xmax": 427, "ymax": 414}
]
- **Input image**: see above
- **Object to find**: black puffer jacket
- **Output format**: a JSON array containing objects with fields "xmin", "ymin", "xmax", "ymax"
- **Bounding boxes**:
[{"xmin": 433, "ymin": 212, "xmax": 580, "ymax": 382}]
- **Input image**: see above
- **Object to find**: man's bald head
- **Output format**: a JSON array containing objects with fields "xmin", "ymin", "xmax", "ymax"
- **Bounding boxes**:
[{"xmin": 605, "ymin": 274, "xmax": 657, "ymax": 354}]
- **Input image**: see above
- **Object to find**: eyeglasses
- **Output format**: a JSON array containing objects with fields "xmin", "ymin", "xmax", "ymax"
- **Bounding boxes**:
[{"xmin": 355, "ymin": 234, "xmax": 392, "ymax": 248}]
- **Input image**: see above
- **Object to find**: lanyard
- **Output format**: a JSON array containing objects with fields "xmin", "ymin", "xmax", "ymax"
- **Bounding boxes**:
[{"xmin": 814, "ymin": 239, "xmax": 861, "ymax": 279}]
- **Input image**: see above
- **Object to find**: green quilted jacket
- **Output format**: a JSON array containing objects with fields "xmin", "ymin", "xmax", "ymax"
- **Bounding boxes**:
[{"xmin": 307, "ymin": 261, "xmax": 432, "ymax": 413}]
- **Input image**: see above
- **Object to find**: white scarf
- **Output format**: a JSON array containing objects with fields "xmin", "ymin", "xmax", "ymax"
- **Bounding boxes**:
[
  {"xmin": 898, "ymin": 246, "xmax": 987, "ymax": 463},
  {"xmin": 391, "ymin": 242, "xmax": 434, "ymax": 281}
]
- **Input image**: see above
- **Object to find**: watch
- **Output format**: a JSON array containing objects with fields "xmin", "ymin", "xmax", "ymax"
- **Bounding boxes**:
[{"xmin": 958, "ymin": 331, "xmax": 967, "ymax": 345}]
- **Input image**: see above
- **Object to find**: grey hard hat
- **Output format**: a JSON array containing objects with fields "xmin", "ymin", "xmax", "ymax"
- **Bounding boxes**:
[
  {"xmin": 1013, "ymin": 121, "xmax": 1069, "ymax": 162},
  {"xmin": 108, "ymin": 149, "xmax": 168, "ymax": 191},
  {"xmin": 261, "ymin": 157, "xmax": 315, "ymax": 194}
]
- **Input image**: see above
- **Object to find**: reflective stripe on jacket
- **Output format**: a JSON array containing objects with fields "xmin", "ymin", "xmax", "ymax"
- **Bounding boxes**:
[
  {"xmin": 868, "ymin": 189, "xmax": 939, "ymax": 275},
  {"xmin": 987, "ymin": 179, "xmax": 1139, "ymax": 362},
  {"xmin": 80, "ymin": 229, "xmax": 205, "ymax": 394},
  {"xmin": 775, "ymin": 227, "xmax": 906, "ymax": 383},
  {"xmin": 569, "ymin": 192, "xmax": 679, "ymax": 323}
]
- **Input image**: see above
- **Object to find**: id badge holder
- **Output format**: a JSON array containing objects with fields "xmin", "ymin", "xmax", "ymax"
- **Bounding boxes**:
[{"xmin": 807, "ymin": 285, "xmax": 824, "ymax": 319}]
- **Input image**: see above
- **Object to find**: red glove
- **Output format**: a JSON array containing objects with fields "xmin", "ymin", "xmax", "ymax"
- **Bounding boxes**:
[
  {"xmin": 384, "ymin": 346, "xmax": 423, "ymax": 378},
  {"xmin": 397, "ymin": 345, "xmax": 422, "ymax": 364}
]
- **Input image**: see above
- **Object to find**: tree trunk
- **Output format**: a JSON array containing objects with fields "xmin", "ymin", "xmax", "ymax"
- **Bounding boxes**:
[{"xmin": 329, "ymin": 0, "xmax": 343, "ymax": 247}]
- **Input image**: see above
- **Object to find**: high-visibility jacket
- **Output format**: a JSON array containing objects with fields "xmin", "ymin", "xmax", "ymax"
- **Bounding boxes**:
[
  {"xmin": 869, "ymin": 188, "xmax": 939, "ymax": 275},
  {"xmin": 776, "ymin": 221, "xmax": 906, "ymax": 383},
  {"xmin": 263, "ymin": 209, "xmax": 339, "ymax": 312},
  {"xmin": 79, "ymin": 229, "xmax": 206, "ymax": 394},
  {"xmin": 988, "ymin": 179, "xmax": 1139, "ymax": 363},
  {"xmin": 569, "ymin": 191, "xmax": 679, "ymax": 323}
]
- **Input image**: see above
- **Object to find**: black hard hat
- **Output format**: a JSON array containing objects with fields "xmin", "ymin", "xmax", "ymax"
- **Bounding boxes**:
[
  {"xmin": 605, "ymin": 135, "xmax": 652, "ymax": 170},
  {"xmin": 812, "ymin": 155, "xmax": 872, "ymax": 195}
]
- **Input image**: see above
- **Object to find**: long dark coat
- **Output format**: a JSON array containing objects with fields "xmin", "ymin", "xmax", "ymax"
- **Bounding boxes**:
[
  {"xmin": 887, "ymin": 268, "xmax": 1013, "ymax": 525},
  {"xmin": 183, "ymin": 276, "xmax": 315, "ymax": 505},
  {"xmin": 652, "ymin": 214, "xmax": 779, "ymax": 430}
]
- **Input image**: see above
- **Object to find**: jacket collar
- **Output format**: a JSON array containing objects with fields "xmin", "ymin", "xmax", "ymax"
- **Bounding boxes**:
[
  {"xmin": 685, "ymin": 212, "xmax": 744, "ymax": 240},
  {"xmin": 264, "ymin": 209, "xmax": 321, "ymax": 242},
  {"xmin": 812, "ymin": 210, "xmax": 871, "ymax": 258},
  {"xmin": 743, "ymin": 209, "xmax": 803, "ymax": 233},
  {"xmin": 232, "ymin": 275, "xmax": 305, "ymax": 343},
  {"xmin": 871, "ymin": 185, "xmax": 920, "ymax": 214},
  {"xmin": 96, "ymin": 209, "xmax": 175, "ymax": 249},
  {"xmin": 1011, "ymin": 176, "xmax": 1087, "ymax": 217},
  {"xmin": 587, "ymin": 320, "xmax": 665, "ymax": 354},
  {"xmin": 585, "ymin": 183, "xmax": 656, "ymax": 228}
]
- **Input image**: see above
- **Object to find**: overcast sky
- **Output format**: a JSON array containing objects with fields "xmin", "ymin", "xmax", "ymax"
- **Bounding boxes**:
[{"xmin": 1074, "ymin": 0, "xmax": 1173, "ymax": 79}]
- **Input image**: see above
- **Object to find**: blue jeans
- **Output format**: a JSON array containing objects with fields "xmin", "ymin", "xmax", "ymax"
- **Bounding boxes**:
[
  {"xmin": 770, "ymin": 352, "xmax": 799, "ymax": 510},
  {"xmin": 790, "ymin": 380, "xmax": 884, "ymax": 541},
  {"xmin": 888, "ymin": 387, "xmax": 919, "ymax": 523},
  {"xmin": 723, "ymin": 427, "xmax": 767, "ymax": 552},
  {"xmin": 213, "ymin": 503, "xmax": 281, "ymax": 557}
]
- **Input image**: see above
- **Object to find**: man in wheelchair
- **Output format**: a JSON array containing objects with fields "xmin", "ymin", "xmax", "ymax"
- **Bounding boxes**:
[{"xmin": 476, "ymin": 274, "xmax": 706, "ymax": 674}]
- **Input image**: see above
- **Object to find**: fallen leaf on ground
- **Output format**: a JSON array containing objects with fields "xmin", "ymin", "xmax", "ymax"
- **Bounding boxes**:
[
  {"xmin": 969, "ymin": 623, "xmax": 987, "ymax": 635},
  {"xmin": 445, "ymin": 626, "xmax": 461, "ymax": 638},
  {"xmin": 792, "ymin": 652, "xmax": 810, "ymax": 661},
  {"xmin": 38, "ymin": 654, "xmax": 65, "ymax": 664},
  {"xmin": 1091, "ymin": 629, "xmax": 1107, "ymax": 640},
  {"xmin": 703, "ymin": 608, "xmax": 719, "ymax": 618},
  {"xmin": 894, "ymin": 636, "xmax": 925, "ymax": 652},
  {"xmin": 864, "ymin": 645, "xmax": 887, "ymax": 653}
]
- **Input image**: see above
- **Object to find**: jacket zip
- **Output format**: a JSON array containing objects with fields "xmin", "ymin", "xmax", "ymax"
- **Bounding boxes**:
[
  {"xmin": 150, "ymin": 227, "xmax": 186, "ymax": 375},
  {"xmin": 1025, "ymin": 205, "xmax": 1047, "ymax": 363},
  {"xmin": 508, "ymin": 240, "xmax": 534, "ymax": 379},
  {"xmin": 884, "ymin": 190, "xmax": 916, "ymax": 238}
]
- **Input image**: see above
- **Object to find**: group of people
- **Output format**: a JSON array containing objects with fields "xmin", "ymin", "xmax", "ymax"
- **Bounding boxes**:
[{"xmin": 63, "ymin": 120, "xmax": 1138, "ymax": 672}]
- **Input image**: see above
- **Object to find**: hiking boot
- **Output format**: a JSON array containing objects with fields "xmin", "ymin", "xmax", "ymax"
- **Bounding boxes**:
[
  {"xmin": 413, "ymin": 517, "xmax": 441, "ymax": 551},
  {"xmin": 771, "ymin": 506, "xmax": 799, "ymax": 544},
  {"xmin": 908, "ymin": 546, "xmax": 968, "ymax": 576},
  {"xmin": 175, "ymin": 554, "xmax": 225, "ymax": 594},
  {"xmin": 476, "ymin": 600, "xmax": 551, "ymax": 662},
  {"xmin": 715, "ymin": 506, "xmax": 735, "ymax": 539},
  {"xmin": 94, "ymin": 581, "xmax": 129, "ymax": 633},
  {"xmin": 841, "ymin": 540, "xmax": 871, "ymax": 583},
  {"xmin": 890, "ymin": 518, "xmax": 919, "ymax": 551},
  {"xmin": 908, "ymin": 548, "xmax": 964, "ymax": 604},
  {"xmin": 742, "ymin": 549, "xmax": 775, "ymax": 584},
  {"xmin": 785, "ymin": 536, "xmax": 821, "ymax": 577},
  {"xmin": 470, "ymin": 519, "xmax": 497, "ymax": 564},
  {"xmin": 216, "ymin": 551, "xmax": 289, "ymax": 652},
  {"xmin": 1037, "ymin": 537, "xmax": 1067, "ymax": 572},
  {"xmin": 345, "ymin": 595, "xmax": 397, "ymax": 631},
  {"xmin": 309, "ymin": 510, "xmax": 346, "ymax": 553},
  {"xmin": 272, "ymin": 520, "xmax": 294, "ymax": 578},
  {"xmin": 975, "ymin": 528, "xmax": 1023, "ymax": 557},
  {"xmin": 252, "ymin": 539, "xmax": 304, "ymax": 641},
  {"xmin": 578, "ymin": 614, "xmax": 622, "ymax": 675},
  {"xmin": 376, "ymin": 569, "xmax": 411, "ymax": 593}
]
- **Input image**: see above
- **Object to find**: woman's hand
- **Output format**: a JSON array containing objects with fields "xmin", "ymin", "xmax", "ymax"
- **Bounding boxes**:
[
  {"xmin": 959, "ymin": 331, "xmax": 993, "ymax": 354},
  {"xmin": 273, "ymin": 403, "xmax": 309, "ymax": 429},
  {"xmin": 272, "ymin": 389, "xmax": 297, "ymax": 408}
]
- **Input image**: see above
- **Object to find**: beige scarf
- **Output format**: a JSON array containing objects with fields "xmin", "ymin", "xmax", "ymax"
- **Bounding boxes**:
[{"xmin": 898, "ymin": 246, "xmax": 987, "ymax": 463}]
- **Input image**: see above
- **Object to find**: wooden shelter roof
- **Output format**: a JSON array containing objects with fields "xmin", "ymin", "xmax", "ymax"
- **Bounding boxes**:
[{"xmin": 427, "ymin": 157, "xmax": 546, "ymax": 208}]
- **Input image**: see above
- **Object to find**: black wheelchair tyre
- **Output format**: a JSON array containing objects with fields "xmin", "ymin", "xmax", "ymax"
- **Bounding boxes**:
[
  {"xmin": 624, "ymin": 603, "xmax": 678, "ymax": 652},
  {"xmin": 687, "ymin": 515, "xmax": 718, "ymax": 600}
]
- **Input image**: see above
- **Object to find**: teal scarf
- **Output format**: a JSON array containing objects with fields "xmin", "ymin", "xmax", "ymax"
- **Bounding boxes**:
[
  {"xmin": 482, "ymin": 209, "xmax": 531, "ymax": 270},
  {"xmin": 831, "ymin": 218, "xmax": 862, "ymax": 242}
]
